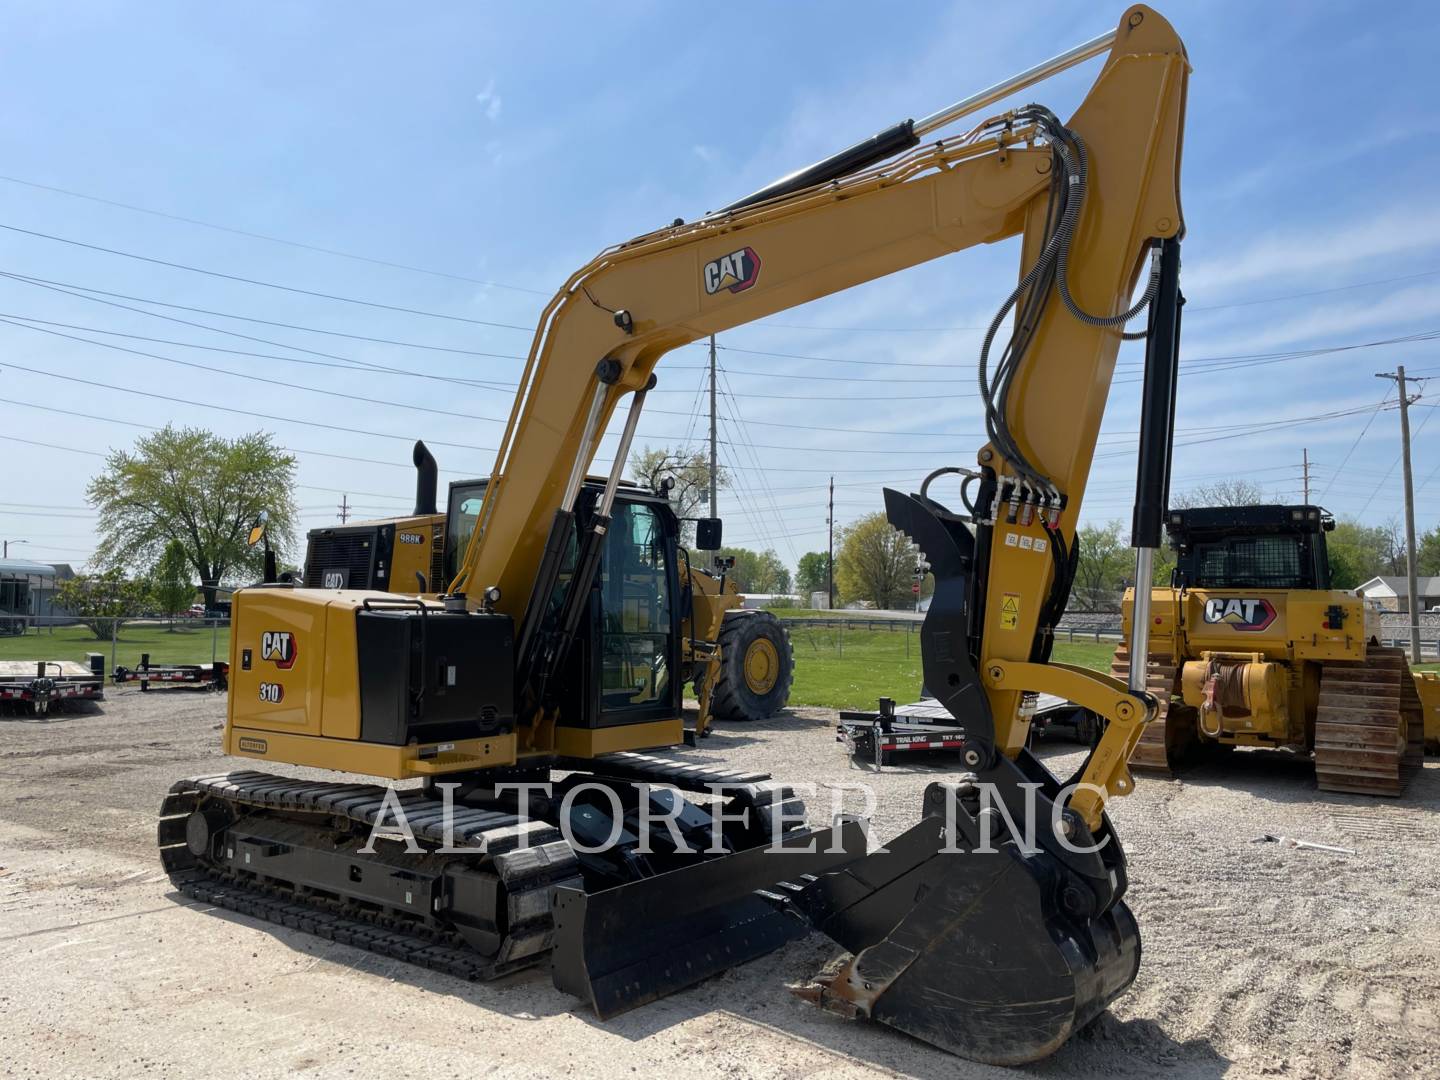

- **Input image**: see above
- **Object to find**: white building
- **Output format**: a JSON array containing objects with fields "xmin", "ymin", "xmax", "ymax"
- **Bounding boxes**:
[{"xmin": 1356, "ymin": 575, "xmax": 1440, "ymax": 613}]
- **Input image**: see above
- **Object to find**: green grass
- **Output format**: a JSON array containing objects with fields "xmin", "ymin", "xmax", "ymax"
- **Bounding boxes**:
[
  {"xmin": 0, "ymin": 623, "xmax": 228, "ymax": 668},
  {"xmin": 783, "ymin": 623, "xmax": 1118, "ymax": 710}
]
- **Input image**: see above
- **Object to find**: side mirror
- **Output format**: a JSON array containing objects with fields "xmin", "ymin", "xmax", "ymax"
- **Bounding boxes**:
[
  {"xmin": 695, "ymin": 517, "xmax": 722, "ymax": 551},
  {"xmin": 247, "ymin": 510, "xmax": 270, "ymax": 548}
]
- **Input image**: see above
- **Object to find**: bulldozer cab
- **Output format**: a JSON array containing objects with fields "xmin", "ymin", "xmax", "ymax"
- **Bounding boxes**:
[{"xmin": 1168, "ymin": 504, "xmax": 1334, "ymax": 591}]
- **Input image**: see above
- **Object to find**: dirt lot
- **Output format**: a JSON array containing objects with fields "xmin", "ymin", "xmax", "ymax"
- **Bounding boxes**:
[{"xmin": 2, "ymin": 691, "xmax": 1437, "ymax": 1080}]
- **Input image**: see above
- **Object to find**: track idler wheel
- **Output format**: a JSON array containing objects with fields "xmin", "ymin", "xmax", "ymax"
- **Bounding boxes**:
[{"xmin": 793, "ymin": 775, "xmax": 1141, "ymax": 1065}]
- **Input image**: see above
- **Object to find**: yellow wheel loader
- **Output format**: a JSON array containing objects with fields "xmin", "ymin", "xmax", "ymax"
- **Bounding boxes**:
[
  {"xmin": 159, "ymin": 8, "xmax": 1191, "ymax": 1064},
  {"xmin": 1115, "ymin": 504, "xmax": 1431, "ymax": 794},
  {"xmin": 301, "ymin": 442, "xmax": 793, "ymax": 737}
]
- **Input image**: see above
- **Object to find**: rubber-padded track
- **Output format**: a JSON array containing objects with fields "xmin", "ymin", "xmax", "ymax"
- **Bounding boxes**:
[{"xmin": 158, "ymin": 770, "xmax": 576, "ymax": 980}]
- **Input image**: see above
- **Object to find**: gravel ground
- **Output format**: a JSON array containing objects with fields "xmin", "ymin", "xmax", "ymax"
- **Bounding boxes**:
[{"xmin": 1, "ymin": 690, "xmax": 1437, "ymax": 1079}]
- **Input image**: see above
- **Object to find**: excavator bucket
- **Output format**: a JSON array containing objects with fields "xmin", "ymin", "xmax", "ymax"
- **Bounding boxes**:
[
  {"xmin": 551, "ymin": 781, "xmax": 1140, "ymax": 1065},
  {"xmin": 793, "ymin": 775, "xmax": 1140, "ymax": 1065}
]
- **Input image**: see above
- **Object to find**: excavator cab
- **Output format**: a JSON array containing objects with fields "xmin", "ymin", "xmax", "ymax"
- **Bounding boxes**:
[{"xmin": 444, "ymin": 475, "xmax": 685, "ymax": 732}]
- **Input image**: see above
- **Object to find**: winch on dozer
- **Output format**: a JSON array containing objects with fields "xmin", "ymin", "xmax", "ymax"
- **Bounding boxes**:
[{"xmin": 158, "ymin": 7, "xmax": 1190, "ymax": 1065}]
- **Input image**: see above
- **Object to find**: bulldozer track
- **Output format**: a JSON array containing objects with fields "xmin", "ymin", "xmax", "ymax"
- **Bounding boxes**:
[
  {"xmin": 1313, "ymin": 647, "xmax": 1423, "ymax": 797},
  {"xmin": 1110, "ymin": 644, "xmax": 1181, "ymax": 774}
]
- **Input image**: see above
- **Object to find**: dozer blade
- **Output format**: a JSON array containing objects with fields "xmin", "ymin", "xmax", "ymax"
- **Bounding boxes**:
[
  {"xmin": 551, "ymin": 819, "xmax": 870, "ymax": 1018},
  {"xmin": 793, "ymin": 775, "xmax": 1141, "ymax": 1066}
]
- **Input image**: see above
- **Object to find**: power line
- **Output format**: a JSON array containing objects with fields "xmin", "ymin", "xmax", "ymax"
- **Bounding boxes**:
[
  {"xmin": 1318, "ymin": 393, "xmax": 1391, "ymax": 501},
  {"xmin": 753, "ymin": 267, "xmax": 1440, "ymax": 331},
  {"xmin": 4, "ymin": 170, "xmax": 1436, "ymax": 335},
  {"xmin": 0, "ymin": 317, "xmax": 516, "ymax": 424},
  {"xmin": 0, "ymin": 361, "xmax": 501, "ymax": 456},
  {"xmin": 0, "ymin": 305, "xmax": 520, "ymax": 386},
  {"xmin": 0, "ymin": 223, "xmax": 535, "ymax": 330},
  {"xmin": 1, "ymin": 270, "xmax": 530, "ymax": 360},
  {"xmin": 0, "ymin": 173, "xmax": 551, "ymax": 295}
]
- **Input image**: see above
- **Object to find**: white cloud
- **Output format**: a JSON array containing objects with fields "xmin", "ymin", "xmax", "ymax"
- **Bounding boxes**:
[
  {"xmin": 692, "ymin": 144, "xmax": 716, "ymax": 163},
  {"xmin": 475, "ymin": 79, "xmax": 502, "ymax": 122},
  {"xmin": 1184, "ymin": 206, "xmax": 1440, "ymax": 297}
]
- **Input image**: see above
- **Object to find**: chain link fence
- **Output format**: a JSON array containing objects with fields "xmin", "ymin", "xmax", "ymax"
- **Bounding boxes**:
[{"xmin": 0, "ymin": 615, "xmax": 230, "ymax": 675}]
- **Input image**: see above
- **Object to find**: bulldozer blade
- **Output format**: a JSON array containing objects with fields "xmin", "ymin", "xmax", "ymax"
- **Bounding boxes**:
[
  {"xmin": 551, "ymin": 820, "xmax": 869, "ymax": 1018},
  {"xmin": 793, "ymin": 780, "xmax": 1141, "ymax": 1066}
]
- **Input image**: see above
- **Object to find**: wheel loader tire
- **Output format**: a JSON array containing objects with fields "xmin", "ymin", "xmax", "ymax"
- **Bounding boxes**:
[{"xmin": 708, "ymin": 610, "xmax": 794, "ymax": 723}]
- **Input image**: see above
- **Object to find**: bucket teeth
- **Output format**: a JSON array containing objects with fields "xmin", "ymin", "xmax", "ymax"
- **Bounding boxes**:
[{"xmin": 789, "ymin": 968, "xmax": 863, "ymax": 1019}]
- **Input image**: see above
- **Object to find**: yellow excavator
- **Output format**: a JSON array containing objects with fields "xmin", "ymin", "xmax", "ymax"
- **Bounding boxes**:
[
  {"xmin": 159, "ymin": 8, "xmax": 1188, "ymax": 1064},
  {"xmin": 300, "ymin": 444, "xmax": 793, "ymax": 738},
  {"xmin": 1114, "ymin": 503, "xmax": 1436, "ymax": 793}
]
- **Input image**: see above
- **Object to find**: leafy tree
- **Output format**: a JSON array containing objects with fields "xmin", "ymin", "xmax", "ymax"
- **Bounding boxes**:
[
  {"xmin": 795, "ymin": 551, "xmax": 832, "ymax": 598},
  {"xmin": 835, "ymin": 513, "xmax": 915, "ymax": 609},
  {"xmin": 55, "ymin": 571, "xmax": 150, "ymax": 639},
  {"xmin": 1418, "ymin": 527, "xmax": 1440, "ymax": 577},
  {"xmin": 1071, "ymin": 521, "xmax": 1130, "ymax": 612},
  {"xmin": 87, "ymin": 426, "xmax": 298, "ymax": 605},
  {"xmin": 629, "ymin": 446, "xmax": 728, "ymax": 543},
  {"xmin": 1151, "ymin": 541, "xmax": 1177, "ymax": 587},
  {"xmin": 1170, "ymin": 478, "xmax": 1265, "ymax": 508},
  {"xmin": 714, "ymin": 547, "xmax": 790, "ymax": 593},
  {"xmin": 1327, "ymin": 520, "xmax": 1393, "ymax": 589},
  {"xmin": 150, "ymin": 539, "xmax": 195, "ymax": 625}
]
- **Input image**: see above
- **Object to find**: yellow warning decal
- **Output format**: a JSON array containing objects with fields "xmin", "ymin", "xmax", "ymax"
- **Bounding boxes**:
[{"xmin": 1000, "ymin": 593, "xmax": 1020, "ymax": 631}]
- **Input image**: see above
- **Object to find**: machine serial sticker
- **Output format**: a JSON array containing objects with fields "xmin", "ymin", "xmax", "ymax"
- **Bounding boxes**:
[
  {"xmin": 1000, "ymin": 593, "xmax": 1021, "ymax": 630},
  {"xmin": 237, "ymin": 736, "xmax": 268, "ymax": 754}
]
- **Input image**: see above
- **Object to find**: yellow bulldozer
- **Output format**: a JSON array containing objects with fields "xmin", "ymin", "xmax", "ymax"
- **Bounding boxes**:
[
  {"xmin": 1114, "ymin": 504, "xmax": 1438, "ymax": 794},
  {"xmin": 158, "ymin": 9, "xmax": 1194, "ymax": 1063},
  {"xmin": 301, "ymin": 442, "xmax": 794, "ymax": 738}
]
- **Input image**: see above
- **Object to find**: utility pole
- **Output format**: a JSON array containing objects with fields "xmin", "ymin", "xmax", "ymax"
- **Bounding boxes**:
[
  {"xmin": 708, "ymin": 334, "xmax": 718, "ymax": 520},
  {"xmin": 1302, "ymin": 448, "xmax": 1310, "ymax": 504},
  {"xmin": 708, "ymin": 334, "xmax": 720, "ymax": 532},
  {"xmin": 1375, "ymin": 366, "xmax": 1422, "ymax": 663},
  {"xmin": 337, "ymin": 495, "xmax": 351, "ymax": 524},
  {"xmin": 827, "ymin": 476, "xmax": 835, "ymax": 610}
]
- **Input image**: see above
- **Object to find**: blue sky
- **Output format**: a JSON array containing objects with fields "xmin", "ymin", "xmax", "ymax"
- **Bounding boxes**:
[{"xmin": 1, "ymin": 0, "xmax": 1437, "ymax": 575}]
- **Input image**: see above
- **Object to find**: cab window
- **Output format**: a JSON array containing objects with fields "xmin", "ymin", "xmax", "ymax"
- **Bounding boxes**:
[{"xmin": 598, "ymin": 502, "xmax": 672, "ymax": 708}]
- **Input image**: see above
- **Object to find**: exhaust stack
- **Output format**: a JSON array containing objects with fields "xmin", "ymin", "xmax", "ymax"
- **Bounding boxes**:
[{"xmin": 412, "ymin": 440, "xmax": 438, "ymax": 516}]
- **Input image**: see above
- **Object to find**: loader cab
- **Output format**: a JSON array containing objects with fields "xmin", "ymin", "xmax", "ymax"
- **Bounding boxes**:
[
  {"xmin": 443, "ymin": 477, "xmax": 685, "ymax": 730},
  {"xmin": 1167, "ymin": 504, "xmax": 1334, "ymax": 590}
]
